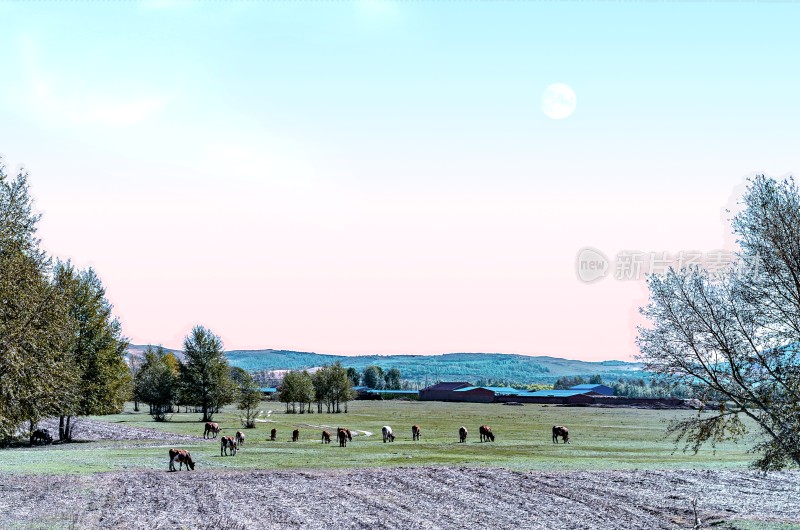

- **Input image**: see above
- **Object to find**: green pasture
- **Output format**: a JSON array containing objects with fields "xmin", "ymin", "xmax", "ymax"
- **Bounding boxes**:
[{"xmin": 2, "ymin": 400, "xmax": 758, "ymax": 474}]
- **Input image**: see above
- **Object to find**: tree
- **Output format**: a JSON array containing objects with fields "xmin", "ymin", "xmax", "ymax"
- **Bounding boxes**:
[
  {"xmin": 236, "ymin": 369, "xmax": 262, "ymax": 428},
  {"xmin": 134, "ymin": 346, "xmax": 179, "ymax": 421},
  {"xmin": 0, "ymin": 160, "xmax": 74, "ymax": 443},
  {"xmin": 346, "ymin": 367, "xmax": 360, "ymax": 387},
  {"xmin": 328, "ymin": 362, "xmax": 355, "ymax": 413},
  {"xmin": 279, "ymin": 370, "xmax": 314, "ymax": 413},
  {"xmin": 589, "ymin": 374, "xmax": 604, "ymax": 385},
  {"xmin": 638, "ymin": 175, "xmax": 800, "ymax": 470},
  {"xmin": 181, "ymin": 326, "xmax": 235, "ymax": 422},
  {"xmin": 384, "ymin": 367, "xmax": 402, "ymax": 390},
  {"xmin": 362, "ymin": 365, "xmax": 383, "ymax": 389},
  {"xmin": 53, "ymin": 261, "xmax": 131, "ymax": 440}
]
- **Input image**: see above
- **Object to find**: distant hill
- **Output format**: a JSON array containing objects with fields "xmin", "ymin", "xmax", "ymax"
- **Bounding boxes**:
[
  {"xmin": 223, "ymin": 349, "xmax": 647, "ymax": 385},
  {"xmin": 126, "ymin": 345, "xmax": 647, "ymax": 385}
]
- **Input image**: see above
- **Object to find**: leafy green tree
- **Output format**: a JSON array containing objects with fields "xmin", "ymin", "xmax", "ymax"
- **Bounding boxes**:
[
  {"xmin": 279, "ymin": 370, "xmax": 314, "ymax": 413},
  {"xmin": 0, "ymin": 160, "xmax": 73, "ymax": 442},
  {"xmin": 638, "ymin": 175, "xmax": 800, "ymax": 470},
  {"xmin": 384, "ymin": 367, "xmax": 402, "ymax": 390},
  {"xmin": 312, "ymin": 367, "xmax": 332, "ymax": 413},
  {"xmin": 362, "ymin": 365, "xmax": 383, "ymax": 389},
  {"xmin": 181, "ymin": 326, "xmax": 235, "ymax": 422},
  {"xmin": 328, "ymin": 362, "xmax": 355, "ymax": 413},
  {"xmin": 236, "ymin": 369, "xmax": 263, "ymax": 428},
  {"xmin": 589, "ymin": 374, "xmax": 604, "ymax": 385},
  {"xmin": 134, "ymin": 346, "xmax": 179, "ymax": 421},
  {"xmin": 53, "ymin": 261, "xmax": 130, "ymax": 440},
  {"xmin": 346, "ymin": 367, "xmax": 360, "ymax": 387}
]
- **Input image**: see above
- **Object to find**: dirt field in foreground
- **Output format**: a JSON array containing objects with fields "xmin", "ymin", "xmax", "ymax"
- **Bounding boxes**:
[{"xmin": 1, "ymin": 467, "xmax": 798, "ymax": 529}]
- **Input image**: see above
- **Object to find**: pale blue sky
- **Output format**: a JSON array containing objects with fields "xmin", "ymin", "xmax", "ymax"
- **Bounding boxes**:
[{"xmin": 1, "ymin": 1, "xmax": 799, "ymax": 358}]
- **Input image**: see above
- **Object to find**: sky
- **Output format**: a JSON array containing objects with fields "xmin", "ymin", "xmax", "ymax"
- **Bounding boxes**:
[{"xmin": 1, "ymin": 1, "xmax": 799, "ymax": 360}]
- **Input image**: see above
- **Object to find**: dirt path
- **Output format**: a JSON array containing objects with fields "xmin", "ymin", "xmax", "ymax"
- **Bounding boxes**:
[{"xmin": 1, "ymin": 467, "xmax": 798, "ymax": 529}]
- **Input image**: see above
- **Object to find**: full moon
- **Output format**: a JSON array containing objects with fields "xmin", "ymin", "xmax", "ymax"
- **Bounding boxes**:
[{"xmin": 541, "ymin": 83, "xmax": 576, "ymax": 120}]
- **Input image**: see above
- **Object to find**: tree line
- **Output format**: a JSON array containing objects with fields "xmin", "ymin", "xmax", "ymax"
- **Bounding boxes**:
[
  {"xmin": 0, "ymin": 160, "xmax": 130, "ymax": 443},
  {"xmin": 279, "ymin": 363, "xmax": 356, "ymax": 414},
  {"xmin": 131, "ymin": 326, "xmax": 264, "ymax": 426}
]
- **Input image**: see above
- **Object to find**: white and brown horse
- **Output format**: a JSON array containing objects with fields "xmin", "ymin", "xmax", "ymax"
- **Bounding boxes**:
[
  {"xmin": 552, "ymin": 425, "xmax": 570, "ymax": 444},
  {"xmin": 204, "ymin": 422, "xmax": 221, "ymax": 439},
  {"xmin": 169, "ymin": 448, "xmax": 196, "ymax": 471},
  {"xmin": 221, "ymin": 436, "xmax": 237, "ymax": 456},
  {"xmin": 235, "ymin": 431, "xmax": 245, "ymax": 446},
  {"xmin": 382, "ymin": 426, "xmax": 395, "ymax": 443}
]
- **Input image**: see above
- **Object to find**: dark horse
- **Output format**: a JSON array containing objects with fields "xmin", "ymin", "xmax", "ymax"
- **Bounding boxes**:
[
  {"xmin": 270, "ymin": 428, "xmax": 277, "ymax": 441},
  {"xmin": 292, "ymin": 429, "xmax": 300, "ymax": 442},
  {"xmin": 322, "ymin": 430, "xmax": 331, "ymax": 444},
  {"xmin": 479, "ymin": 425, "xmax": 495, "ymax": 442},
  {"xmin": 412, "ymin": 424, "xmax": 421, "ymax": 441},
  {"xmin": 168, "ymin": 448, "xmax": 195, "ymax": 471},
  {"xmin": 30, "ymin": 428, "xmax": 53, "ymax": 446},
  {"xmin": 552, "ymin": 425, "xmax": 570, "ymax": 444},
  {"xmin": 459, "ymin": 426, "xmax": 468, "ymax": 443}
]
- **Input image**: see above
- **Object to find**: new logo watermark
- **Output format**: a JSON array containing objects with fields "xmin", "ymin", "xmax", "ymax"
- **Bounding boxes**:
[
  {"xmin": 575, "ymin": 247, "xmax": 761, "ymax": 283},
  {"xmin": 575, "ymin": 247, "xmax": 609, "ymax": 283}
]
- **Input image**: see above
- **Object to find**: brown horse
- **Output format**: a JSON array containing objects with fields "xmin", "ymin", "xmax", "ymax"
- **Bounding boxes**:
[
  {"xmin": 552, "ymin": 425, "xmax": 570, "ymax": 444},
  {"xmin": 479, "ymin": 425, "xmax": 495, "ymax": 442},
  {"xmin": 322, "ymin": 430, "xmax": 331, "ymax": 444},
  {"xmin": 235, "ymin": 431, "xmax": 245, "ymax": 446},
  {"xmin": 337, "ymin": 427, "xmax": 352, "ymax": 447},
  {"xmin": 203, "ymin": 422, "xmax": 221, "ymax": 439},
  {"xmin": 169, "ymin": 448, "xmax": 195, "ymax": 471},
  {"xmin": 270, "ymin": 428, "xmax": 277, "ymax": 441},
  {"xmin": 459, "ymin": 426, "xmax": 468, "ymax": 443},
  {"xmin": 292, "ymin": 429, "xmax": 300, "ymax": 442},
  {"xmin": 412, "ymin": 424, "xmax": 421, "ymax": 441},
  {"xmin": 221, "ymin": 436, "xmax": 237, "ymax": 456}
]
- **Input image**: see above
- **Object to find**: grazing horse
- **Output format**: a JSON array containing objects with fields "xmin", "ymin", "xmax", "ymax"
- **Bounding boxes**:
[
  {"xmin": 235, "ymin": 431, "xmax": 245, "ymax": 446},
  {"xmin": 459, "ymin": 426, "xmax": 468, "ymax": 443},
  {"xmin": 168, "ymin": 448, "xmax": 195, "ymax": 471},
  {"xmin": 204, "ymin": 422, "xmax": 221, "ymax": 439},
  {"xmin": 292, "ymin": 429, "xmax": 300, "ymax": 442},
  {"xmin": 382, "ymin": 426, "xmax": 395, "ymax": 443},
  {"xmin": 337, "ymin": 427, "xmax": 352, "ymax": 447},
  {"xmin": 479, "ymin": 425, "xmax": 495, "ymax": 442},
  {"xmin": 322, "ymin": 430, "xmax": 331, "ymax": 444},
  {"xmin": 30, "ymin": 428, "xmax": 53, "ymax": 446},
  {"xmin": 221, "ymin": 436, "xmax": 237, "ymax": 456},
  {"xmin": 270, "ymin": 428, "xmax": 277, "ymax": 441},
  {"xmin": 552, "ymin": 425, "xmax": 570, "ymax": 444},
  {"xmin": 412, "ymin": 424, "xmax": 421, "ymax": 441}
]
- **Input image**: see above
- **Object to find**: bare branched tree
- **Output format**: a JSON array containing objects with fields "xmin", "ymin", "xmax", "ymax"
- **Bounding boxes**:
[{"xmin": 638, "ymin": 175, "xmax": 800, "ymax": 470}]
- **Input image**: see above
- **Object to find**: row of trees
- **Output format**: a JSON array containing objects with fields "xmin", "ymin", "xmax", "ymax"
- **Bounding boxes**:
[
  {"xmin": 280, "ymin": 363, "xmax": 356, "ymax": 413},
  {"xmin": 356, "ymin": 365, "xmax": 402, "ymax": 390},
  {"xmin": 132, "ymin": 326, "xmax": 263, "ymax": 425},
  {"xmin": 0, "ymin": 160, "xmax": 131, "ymax": 443}
]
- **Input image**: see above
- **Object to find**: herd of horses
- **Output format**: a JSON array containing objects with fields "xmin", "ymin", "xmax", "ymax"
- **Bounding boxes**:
[{"xmin": 169, "ymin": 422, "xmax": 570, "ymax": 471}]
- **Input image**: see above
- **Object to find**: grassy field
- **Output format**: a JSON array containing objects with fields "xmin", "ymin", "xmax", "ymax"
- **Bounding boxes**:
[{"xmin": 3, "ymin": 400, "xmax": 759, "ymax": 474}]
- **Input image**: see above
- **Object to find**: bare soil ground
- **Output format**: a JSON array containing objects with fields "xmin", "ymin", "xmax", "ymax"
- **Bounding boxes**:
[
  {"xmin": 36, "ymin": 417, "xmax": 206, "ymax": 443},
  {"xmin": 1, "ymin": 467, "xmax": 798, "ymax": 529}
]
